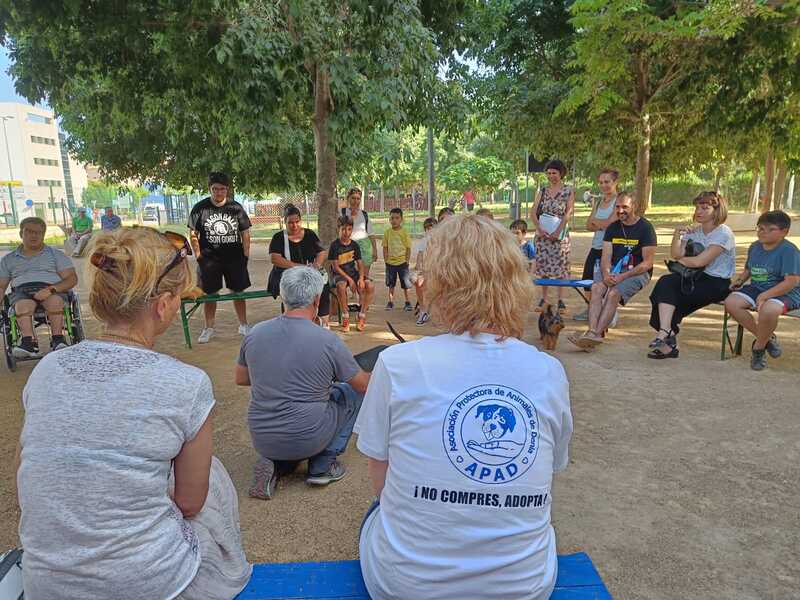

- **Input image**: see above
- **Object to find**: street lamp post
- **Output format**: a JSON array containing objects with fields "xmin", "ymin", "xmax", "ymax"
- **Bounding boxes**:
[{"xmin": 0, "ymin": 115, "xmax": 18, "ymax": 226}]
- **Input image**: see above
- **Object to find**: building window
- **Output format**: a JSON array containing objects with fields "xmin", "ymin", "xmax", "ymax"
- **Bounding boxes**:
[
  {"xmin": 37, "ymin": 179, "xmax": 62, "ymax": 187},
  {"xmin": 31, "ymin": 135, "xmax": 57, "ymax": 146},
  {"xmin": 27, "ymin": 113, "xmax": 53, "ymax": 125},
  {"xmin": 34, "ymin": 157, "xmax": 59, "ymax": 166}
]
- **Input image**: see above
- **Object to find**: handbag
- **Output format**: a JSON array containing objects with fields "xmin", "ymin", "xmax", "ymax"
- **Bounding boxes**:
[
  {"xmin": 267, "ymin": 230, "xmax": 327, "ymax": 298},
  {"xmin": 665, "ymin": 239, "xmax": 704, "ymax": 293}
]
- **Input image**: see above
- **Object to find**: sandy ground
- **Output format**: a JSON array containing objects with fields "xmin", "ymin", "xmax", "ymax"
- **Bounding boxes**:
[{"xmin": 1, "ymin": 227, "xmax": 799, "ymax": 600}]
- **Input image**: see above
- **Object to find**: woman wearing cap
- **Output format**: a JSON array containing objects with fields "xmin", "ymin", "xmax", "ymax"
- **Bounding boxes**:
[
  {"xmin": 648, "ymin": 191, "xmax": 735, "ymax": 358},
  {"xmin": 268, "ymin": 204, "xmax": 331, "ymax": 328},
  {"xmin": 530, "ymin": 159, "xmax": 574, "ymax": 313},
  {"xmin": 342, "ymin": 187, "xmax": 378, "ymax": 277},
  {"xmin": 15, "ymin": 227, "xmax": 251, "ymax": 599}
]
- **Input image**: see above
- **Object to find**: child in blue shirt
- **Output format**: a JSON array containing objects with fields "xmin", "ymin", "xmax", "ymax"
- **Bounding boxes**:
[
  {"xmin": 725, "ymin": 210, "xmax": 800, "ymax": 370},
  {"xmin": 511, "ymin": 219, "xmax": 536, "ymax": 274}
]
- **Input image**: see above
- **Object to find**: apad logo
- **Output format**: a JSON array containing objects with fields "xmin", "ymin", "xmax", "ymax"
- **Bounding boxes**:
[{"xmin": 442, "ymin": 384, "xmax": 539, "ymax": 484}]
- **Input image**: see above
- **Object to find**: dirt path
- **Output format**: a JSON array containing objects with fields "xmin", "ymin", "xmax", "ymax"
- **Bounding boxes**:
[{"xmin": 1, "ymin": 228, "xmax": 798, "ymax": 599}]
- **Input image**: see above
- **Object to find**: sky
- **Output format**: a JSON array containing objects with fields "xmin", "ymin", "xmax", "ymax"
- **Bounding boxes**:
[{"xmin": 0, "ymin": 45, "xmax": 47, "ymax": 107}]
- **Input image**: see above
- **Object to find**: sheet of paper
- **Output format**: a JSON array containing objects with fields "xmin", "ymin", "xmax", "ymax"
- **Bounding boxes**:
[{"xmin": 539, "ymin": 213, "xmax": 561, "ymax": 234}]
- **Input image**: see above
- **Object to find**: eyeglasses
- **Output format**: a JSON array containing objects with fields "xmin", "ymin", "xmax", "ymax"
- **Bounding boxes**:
[
  {"xmin": 756, "ymin": 225, "xmax": 781, "ymax": 234},
  {"xmin": 154, "ymin": 231, "xmax": 192, "ymax": 295}
]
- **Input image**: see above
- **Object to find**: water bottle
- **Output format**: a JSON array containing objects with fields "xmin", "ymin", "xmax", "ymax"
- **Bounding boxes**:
[{"xmin": 593, "ymin": 259, "xmax": 601, "ymax": 281}]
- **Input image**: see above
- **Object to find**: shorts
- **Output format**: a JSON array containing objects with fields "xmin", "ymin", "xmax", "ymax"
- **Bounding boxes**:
[
  {"xmin": 356, "ymin": 238, "xmax": 374, "ymax": 268},
  {"xmin": 8, "ymin": 282, "xmax": 69, "ymax": 306},
  {"xmin": 385, "ymin": 263, "xmax": 411, "ymax": 289},
  {"xmin": 611, "ymin": 272, "xmax": 650, "ymax": 306},
  {"xmin": 197, "ymin": 254, "xmax": 251, "ymax": 294},
  {"xmin": 334, "ymin": 271, "xmax": 366, "ymax": 286},
  {"xmin": 730, "ymin": 284, "xmax": 800, "ymax": 313},
  {"xmin": 581, "ymin": 248, "xmax": 603, "ymax": 281}
]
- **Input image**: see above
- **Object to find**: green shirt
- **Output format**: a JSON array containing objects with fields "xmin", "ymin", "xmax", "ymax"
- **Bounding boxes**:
[{"xmin": 72, "ymin": 215, "xmax": 93, "ymax": 233}]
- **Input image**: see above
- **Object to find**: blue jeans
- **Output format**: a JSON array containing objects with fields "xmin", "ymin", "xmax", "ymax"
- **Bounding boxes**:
[{"xmin": 307, "ymin": 383, "xmax": 363, "ymax": 476}]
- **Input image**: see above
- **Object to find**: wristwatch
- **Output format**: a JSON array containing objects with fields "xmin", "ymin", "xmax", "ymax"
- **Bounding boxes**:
[{"xmin": 48, "ymin": 286, "xmax": 58, "ymax": 294}]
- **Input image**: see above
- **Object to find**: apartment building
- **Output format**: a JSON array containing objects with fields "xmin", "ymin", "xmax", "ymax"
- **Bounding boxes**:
[{"xmin": 0, "ymin": 101, "xmax": 89, "ymax": 225}]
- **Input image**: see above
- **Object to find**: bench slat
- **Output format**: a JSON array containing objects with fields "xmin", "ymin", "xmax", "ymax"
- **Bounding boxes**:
[{"xmin": 236, "ymin": 552, "xmax": 610, "ymax": 599}]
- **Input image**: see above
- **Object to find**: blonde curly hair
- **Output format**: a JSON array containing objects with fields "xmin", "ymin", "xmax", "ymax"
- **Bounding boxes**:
[{"xmin": 425, "ymin": 215, "xmax": 534, "ymax": 339}]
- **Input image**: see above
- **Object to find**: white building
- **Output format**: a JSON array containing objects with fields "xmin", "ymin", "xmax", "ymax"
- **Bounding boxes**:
[{"xmin": 0, "ymin": 102, "xmax": 89, "ymax": 226}]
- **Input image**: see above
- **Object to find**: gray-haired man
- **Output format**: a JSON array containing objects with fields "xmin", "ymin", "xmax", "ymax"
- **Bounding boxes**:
[{"xmin": 235, "ymin": 266, "xmax": 370, "ymax": 498}]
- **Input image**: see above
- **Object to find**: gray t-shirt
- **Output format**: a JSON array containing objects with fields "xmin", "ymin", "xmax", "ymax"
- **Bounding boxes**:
[
  {"xmin": 686, "ymin": 224, "xmax": 736, "ymax": 279},
  {"xmin": 239, "ymin": 315, "xmax": 360, "ymax": 460},
  {"xmin": 0, "ymin": 245, "xmax": 74, "ymax": 287},
  {"xmin": 18, "ymin": 341, "xmax": 215, "ymax": 600},
  {"xmin": 590, "ymin": 196, "xmax": 617, "ymax": 250}
]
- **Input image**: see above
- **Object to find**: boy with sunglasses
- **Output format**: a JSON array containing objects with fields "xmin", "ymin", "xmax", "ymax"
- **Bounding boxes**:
[
  {"xmin": 188, "ymin": 172, "xmax": 252, "ymax": 343},
  {"xmin": 724, "ymin": 210, "xmax": 800, "ymax": 370}
]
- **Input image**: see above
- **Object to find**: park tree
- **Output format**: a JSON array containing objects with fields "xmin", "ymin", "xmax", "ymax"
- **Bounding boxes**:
[{"xmin": 0, "ymin": 1, "xmax": 448, "ymax": 243}]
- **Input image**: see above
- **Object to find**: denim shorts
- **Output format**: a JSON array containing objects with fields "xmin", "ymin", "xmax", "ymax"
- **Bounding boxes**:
[
  {"xmin": 731, "ymin": 284, "xmax": 800, "ymax": 313},
  {"xmin": 385, "ymin": 263, "xmax": 411, "ymax": 289}
]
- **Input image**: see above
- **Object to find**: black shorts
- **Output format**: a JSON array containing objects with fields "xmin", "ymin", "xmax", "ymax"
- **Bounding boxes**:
[
  {"xmin": 197, "ymin": 255, "xmax": 251, "ymax": 294},
  {"xmin": 581, "ymin": 248, "xmax": 604, "ymax": 281},
  {"xmin": 385, "ymin": 263, "xmax": 411, "ymax": 289}
]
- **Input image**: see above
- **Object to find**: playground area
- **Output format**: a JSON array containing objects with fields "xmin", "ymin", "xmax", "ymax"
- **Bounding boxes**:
[{"xmin": 1, "ymin": 221, "xmax": 798, "ymax": 599}]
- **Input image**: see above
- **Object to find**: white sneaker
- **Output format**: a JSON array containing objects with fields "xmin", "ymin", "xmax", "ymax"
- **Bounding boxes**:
[
  {"xmin": 416, "ymin": 311, "xmax": 430, "ymax": 326},
  {"xmin": 238, "ymin": 324, "xmax": 251, "ymax": 336},
  {"xmin": 198, "ymin": 328, "xmax": 215, "ymax": 343},
  {"xmin": 609, "ymin": 310, "xmax": 619, "ymax": 328}
]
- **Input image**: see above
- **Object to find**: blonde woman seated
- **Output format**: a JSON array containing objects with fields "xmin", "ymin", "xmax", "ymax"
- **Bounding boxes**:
[
  {"xmin": 355, "ymin": 215, "xmax": 573, "ymax": 600},
  {"xmin": 15, "ymin": 227, "xmax": 251, "ymax": 599}
]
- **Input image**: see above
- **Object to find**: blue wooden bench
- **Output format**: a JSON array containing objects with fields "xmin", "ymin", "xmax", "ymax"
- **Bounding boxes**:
[
  {"xmin": 534, "ymin": 278, "xmax": 594, "ymax": 305},
  {"xmin": 236, "ymin": 552, "xmax": 611, "ymax": 599}
]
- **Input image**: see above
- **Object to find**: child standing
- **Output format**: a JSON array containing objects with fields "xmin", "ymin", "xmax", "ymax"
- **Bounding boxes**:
[
  {"xmin": 382, "ymin": 207, "xmax": 413, "ymax": 311},
  {"xmin": 413, "ymin": 217, "xmax": 437, "ymax": 325},
  {"xmin": 724, "ymin": 210, "xmax": 800, "ymax": 371},
  {"xmin": 330, "ymin": 215, "xmax": 375, "ymax": 332},
  {"xmin": 511, "ymin": 219, "xmax": 536, "ymax": 274}
]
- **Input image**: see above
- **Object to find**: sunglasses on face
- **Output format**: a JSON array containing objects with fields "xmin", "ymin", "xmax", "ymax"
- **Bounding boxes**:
[{"xmin": 154, "ymin": 231, "xmax": 192, "ymax": 294}]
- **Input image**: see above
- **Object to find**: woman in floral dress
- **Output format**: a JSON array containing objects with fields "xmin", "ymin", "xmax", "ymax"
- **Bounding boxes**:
[{"xmin": 531, "ymin": 159, "xmax": 574, "ymax": 312}]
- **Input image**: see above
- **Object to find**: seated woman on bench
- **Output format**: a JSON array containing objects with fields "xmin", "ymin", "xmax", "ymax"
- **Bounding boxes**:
[
  {"xmin": 355, "ymin": 214, "xmax": 573, "ymax": 600},
  {"xmin": 16, "ymin": 227, "xmax": 251, "ymax": 599}
]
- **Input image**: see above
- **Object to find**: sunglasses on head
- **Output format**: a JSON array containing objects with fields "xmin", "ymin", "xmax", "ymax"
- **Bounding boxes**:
[{"xmin": 154, "ymin": 231, "xmax": 192, "ymax": 295}]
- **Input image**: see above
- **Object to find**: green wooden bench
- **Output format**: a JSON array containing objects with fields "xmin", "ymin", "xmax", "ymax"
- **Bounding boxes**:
[
  {"xmin": 180, "ymin": 290, "xmax": 274, "ymax": 348},
  {"xmin": 720, "ymin": 304, "xmax": 800, "ymax": 360}
]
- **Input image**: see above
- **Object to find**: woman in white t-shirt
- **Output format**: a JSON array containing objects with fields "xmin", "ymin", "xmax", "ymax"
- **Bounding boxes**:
[
  {"xmin": 355, "ymin": 215, "xmax": 573, "ymax": 600},
  {"xmin": 648, "ymin": 191, "xmax": 736, "ymax": 358},
  {"xmin": 341, "ymin": 187, "xmax": 378, "ymax": 277},
  {"xmin": 16, "ymin": 227, "xmax": 250, "ymax": 599}
]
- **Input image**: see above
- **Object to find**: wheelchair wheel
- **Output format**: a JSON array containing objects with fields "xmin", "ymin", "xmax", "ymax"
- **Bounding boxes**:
[
  {"xmin": 67, "ymin": 293, "xmax": 85, "ymax": 344},
  {"xmin": 2, "ymin": 322, "xmax": 16, "ymax": 372}
]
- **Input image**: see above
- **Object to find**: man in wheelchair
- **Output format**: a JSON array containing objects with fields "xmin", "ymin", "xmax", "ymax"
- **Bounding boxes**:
[{"xmin": 0, "ymin": 217, "xmax": 78, "ymax": 357}]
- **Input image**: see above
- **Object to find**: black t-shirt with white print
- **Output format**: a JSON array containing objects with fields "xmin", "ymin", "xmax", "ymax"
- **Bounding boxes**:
[{"xmin": 188, "ymin": 197, "xmax": 252, "ymax": 260}]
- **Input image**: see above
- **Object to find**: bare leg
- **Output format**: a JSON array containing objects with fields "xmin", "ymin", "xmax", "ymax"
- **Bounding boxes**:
[
  {"xmin": 14, "ymin": 299, "xmax": 36, "ymax": 338},
  {"xmin": 587, "ymin": 282, "xmax": 608, "ymax": 334},
  {"xmin": 233, "ymin": 299, "xmax": 247, "ymax": 326},
  {"xmin": 595, "ymin": 288, "xmax": 621, "ymax": 333},
  {"xmin": 43, "ymin": 295, "xmax": 65, "ymax": 335},
  {"xmin": 725, "ymin": 295, "xmax": 758, "ymax": 336},
  {"xmin": 656, "ymin": 303, "xmax": 677, "ymax": 338},
  {"xmin": 203, "ymin": 301, "xmax": 217, "ymax": 329},
  {"xmin": 415, "ymin": 281, "xmax": 425, "ymax": 311},
  {"xmin": 754, "ymin": 302, "xmax": 782, "ymax": 350},
  {"xmin": 361, "ymin": 282, "xmax": 375, "ymax": 314},
  {"xmin": 336, "ymin": 282, "xmax": 348, "ymax": 314},
  {"xmin": 387, "ymin": 287, "xmax": 395, "ymax": 303}
]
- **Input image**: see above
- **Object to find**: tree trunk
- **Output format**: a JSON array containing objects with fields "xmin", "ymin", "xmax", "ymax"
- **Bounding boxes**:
[
  {"xmin": 786, "ymin": 173, "xmax": 795, "ymax": 210},
  {"xmin": 312, "ymin": 65, "xmax": 337, "ymax": 245},
  {"xmin": 747, "ymin": 166, "xmax": 760, "ymax": 213},
  {"xmin": 634, "ymin": 113, "xmax": 652, "ymax": 215},
  {"xmin": 762, "ymin": 148, "xmax": 775, "ymax": 212},
  {"xmin": 714, "ymin": 164, "xmax": 725, "ymax": 194},
  {"xmin": 773, "ymin": 160, "xmax": 788, "ymax": 210},
  {"xmin": 379, "ymin": 184, "xmax": 384, "ymax": 213}
]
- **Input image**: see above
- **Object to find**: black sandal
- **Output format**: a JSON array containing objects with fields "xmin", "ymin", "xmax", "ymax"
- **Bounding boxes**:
[
  {"xmin": 647, "ymin": 335, "xmax": 679, "ymax": 359},
  {"xmin": 648, "ymin": 329, "xmax": 673, "ymax": 349}
]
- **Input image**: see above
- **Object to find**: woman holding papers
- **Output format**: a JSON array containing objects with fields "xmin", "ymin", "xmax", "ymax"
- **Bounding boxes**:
[{"xmin": 531, "ymin": 159, "xmax": 574, "ymax": 313}]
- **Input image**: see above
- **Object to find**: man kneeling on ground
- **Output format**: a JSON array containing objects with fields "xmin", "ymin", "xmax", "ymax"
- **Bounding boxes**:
[
  {"xmin": 0, "ymin": 217, "xmax": 78, "ymax": 357},
  {"xmin": 236, "ymin": 266, "xmax": 370, "ymax": 499},
  {"xmin": 568, "ymin": 192, "xmax": 657, "ymax": 350}
]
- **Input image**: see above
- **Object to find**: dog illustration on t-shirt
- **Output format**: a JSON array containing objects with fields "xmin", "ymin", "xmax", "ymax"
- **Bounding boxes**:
[{"xmin": 466, "ymin": 404, "xmax": 525, "ymax": 460}]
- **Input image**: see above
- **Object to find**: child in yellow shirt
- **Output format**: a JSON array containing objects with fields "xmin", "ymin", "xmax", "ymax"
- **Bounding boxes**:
[{"xmin": 382, "ymin": 208, "xmax": 412, "ymax": 310}]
